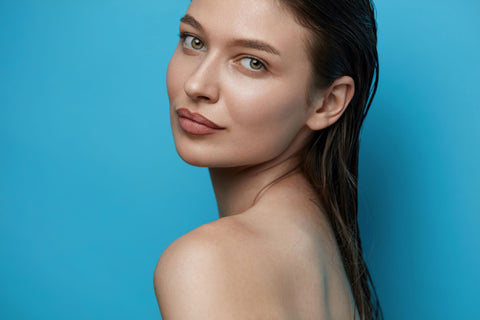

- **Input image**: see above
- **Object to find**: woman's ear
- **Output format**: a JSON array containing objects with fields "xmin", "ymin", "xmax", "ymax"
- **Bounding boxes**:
[{"xmin": 306, "ymin": 76, "xmax": 355, "ymax": 131}]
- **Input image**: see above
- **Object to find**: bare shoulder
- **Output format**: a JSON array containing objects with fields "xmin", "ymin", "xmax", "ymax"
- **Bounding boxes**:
[
  {"xmin": 154, "ymin": 203, "xmax": 356, "ymax": 319},
  {"xmin": 153, "ymin": 217, "xmax": 296, "ymax": 320}
]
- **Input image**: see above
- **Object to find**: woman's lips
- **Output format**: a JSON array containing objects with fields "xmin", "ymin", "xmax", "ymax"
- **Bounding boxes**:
[{"xmin": 176, "ymin": 108, "xmax": 225, "ymax": 135}]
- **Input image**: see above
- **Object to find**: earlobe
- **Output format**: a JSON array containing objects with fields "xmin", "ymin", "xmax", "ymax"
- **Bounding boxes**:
[{"xmin": 306, "ymin": 76, "xmax": 355, "ymax": 131}]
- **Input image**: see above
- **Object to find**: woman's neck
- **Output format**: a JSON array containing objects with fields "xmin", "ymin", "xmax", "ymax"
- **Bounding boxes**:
[
  {"xmin": 209, "ymin": 155, "xmax": 302, "ymax": 218},
  {"xmin": 209, "ymin": 125, "xmax": 314, "ymax": 218}
]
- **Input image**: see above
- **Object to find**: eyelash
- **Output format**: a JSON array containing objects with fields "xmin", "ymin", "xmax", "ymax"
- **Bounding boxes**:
[
  {"xmin": 178, "ymin": 32, "xmax": 268, "ymax": 73},
  {"xmin": 179, "ymin": 32, "xmax": 206, "ymax": 51},
  {"xmin": 239, "ymin": 56, "xmax": 266, "ymax": 72}
]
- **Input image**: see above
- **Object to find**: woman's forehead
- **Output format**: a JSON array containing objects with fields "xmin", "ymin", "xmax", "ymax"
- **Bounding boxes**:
[{"xmin": 185, "ymin": 0, "xmax": 308, "ymax": 50}]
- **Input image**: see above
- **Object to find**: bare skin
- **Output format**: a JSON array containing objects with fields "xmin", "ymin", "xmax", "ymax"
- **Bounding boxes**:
[
  {"xmin": 154, "ymin": 0, "xmax": 358, "ymax": 318},
  {"xmin": 154, "ymin": 173, "xmax": 359, "ymax": 319}
]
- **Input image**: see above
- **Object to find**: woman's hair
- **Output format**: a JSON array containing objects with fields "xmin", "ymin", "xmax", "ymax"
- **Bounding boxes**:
[{"xmin": 278, "ymin": 0, "xmax": 381, "ymax": 319}]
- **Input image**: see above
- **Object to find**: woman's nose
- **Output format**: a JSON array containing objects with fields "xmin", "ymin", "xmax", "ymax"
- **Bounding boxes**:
[{"xmin": 184, "ymin": 57, "xmax": 220, "ymax": 104}]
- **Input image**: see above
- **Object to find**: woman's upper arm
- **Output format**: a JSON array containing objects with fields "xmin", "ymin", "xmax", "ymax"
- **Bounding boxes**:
[
  {"xmin": 154, "ymin": 231, "xmax": 239, "ymax": 320},
  {"xmin": 153, "ymin": 221, "xmax": 298, "ymax": 319}
]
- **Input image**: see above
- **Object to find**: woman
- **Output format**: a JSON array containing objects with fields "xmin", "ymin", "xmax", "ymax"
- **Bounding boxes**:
[{"xmin": 154, "ymin": 0, "xmax": 381, "ymax": 319}]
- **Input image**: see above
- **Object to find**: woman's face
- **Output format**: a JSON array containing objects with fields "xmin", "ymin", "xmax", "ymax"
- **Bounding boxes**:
[{"xmin": 167, "ymin": 0, "xmax": 316, "ymax": 168}]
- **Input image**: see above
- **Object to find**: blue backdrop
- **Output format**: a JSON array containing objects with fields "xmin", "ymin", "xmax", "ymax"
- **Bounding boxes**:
[{"xmin": 1, "ymin": 0, "xmax": 479, "ymax": 319}]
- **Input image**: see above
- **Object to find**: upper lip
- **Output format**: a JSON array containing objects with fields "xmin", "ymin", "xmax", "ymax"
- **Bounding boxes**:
[{"xmin": 176, "ymin": 108, "xmax": 225, "ymax": 129}]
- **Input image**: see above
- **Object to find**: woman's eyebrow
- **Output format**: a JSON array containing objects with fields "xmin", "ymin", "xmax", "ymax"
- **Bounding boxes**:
[
  {"xmin": 180, "ymin": 14, "xmax": 203, "ymax": 32},
  {"xmin": 230, "ymin": 39, "xmax": 280, "ymax": 56},
  {"xmin": 179, "ymin": 14, "xmax": 280, "ymax": 56}
]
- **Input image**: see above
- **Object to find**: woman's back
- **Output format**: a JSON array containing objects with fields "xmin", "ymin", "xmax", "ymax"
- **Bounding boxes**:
[{"xmin": 154, "ymin": 174, "xmax": 359, "ymax": 319}]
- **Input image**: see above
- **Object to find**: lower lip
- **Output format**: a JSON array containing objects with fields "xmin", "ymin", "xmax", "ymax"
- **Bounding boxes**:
[{"xmin": 178, "ymin": 117, "xmax": 223, "ymax": 135}]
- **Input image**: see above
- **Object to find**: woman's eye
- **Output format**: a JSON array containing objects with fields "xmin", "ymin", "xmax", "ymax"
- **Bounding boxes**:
[
  {"xmin": 182, "ymin": 35, "xmax": 205, "ymax": 50},
  {"xmin": 240, "ymin": 57, "xmax": 265, "ymax": 71}
]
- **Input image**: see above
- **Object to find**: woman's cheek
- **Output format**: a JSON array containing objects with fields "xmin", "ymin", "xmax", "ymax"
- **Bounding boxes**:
[
  {"xmin": 166, "ymin": 50, "xmax": 191, "ymax": 102},
  {"xmin": 232, "ymin": 95, "xmax": 303, "ymax": 138},
  {"xmin": 225, "ymin": 82, "xmax": 286, "ymax": 127}
]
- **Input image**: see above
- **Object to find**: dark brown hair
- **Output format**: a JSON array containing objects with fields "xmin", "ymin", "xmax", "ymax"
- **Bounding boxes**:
[{"xmin": 278, "ymin": 0, "xmax": 382, "ymax": 318}]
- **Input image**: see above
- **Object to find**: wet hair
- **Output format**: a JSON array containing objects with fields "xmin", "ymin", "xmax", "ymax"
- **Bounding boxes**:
[{"xmin": 277, "ymin": 0, "xmax": 382, "ymax": 319}]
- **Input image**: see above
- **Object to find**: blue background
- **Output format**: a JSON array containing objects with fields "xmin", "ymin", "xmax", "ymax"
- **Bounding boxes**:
[{"xmin": 1, "ymin": 0, "xmax": 478, "ymax": 319}]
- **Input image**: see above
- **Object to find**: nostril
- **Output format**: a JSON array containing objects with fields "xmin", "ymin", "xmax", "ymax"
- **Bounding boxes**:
[
  {"xmin": 184, "ymin": 83, "xmax": 219, "ymax": 103},
  {"xmin": 197, "ymin": 95, "xmax": 211, "ymax": 101}
]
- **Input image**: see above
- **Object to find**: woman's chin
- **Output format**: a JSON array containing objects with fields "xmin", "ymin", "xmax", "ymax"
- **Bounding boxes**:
[
  {"xmin": 179, "ymin": 155, "xmax": 210, "ymax": 168},
  {"xmin": 174, "ymin": 146, "xmax": 220, "ymax": 168},
  {"xmin": 175, "ymin": 147, "xmax": 252, "ymax": 168}
]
